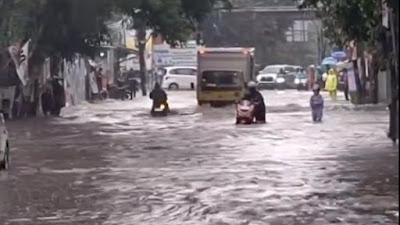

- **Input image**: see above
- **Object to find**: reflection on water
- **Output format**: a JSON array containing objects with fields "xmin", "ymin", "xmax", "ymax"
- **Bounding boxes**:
[{"xmin": 0, "ymin": 91, "xmax": 398, "ymax": 225}]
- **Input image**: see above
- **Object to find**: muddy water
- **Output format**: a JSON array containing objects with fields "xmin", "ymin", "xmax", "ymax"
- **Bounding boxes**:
[{"xmin": 0, "ymin": 91, "xmax": 398, "ymax": 225}]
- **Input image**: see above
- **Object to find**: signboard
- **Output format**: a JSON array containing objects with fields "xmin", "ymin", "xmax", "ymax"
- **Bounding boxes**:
[
  {"xmin": 153, "ymin": 43, "xmax": 198, "ymax": 67},
  {"xmin": 170, "ymin": 48, "xmax": 197, "ymax": 66},
  {"xmin": 8, "ymin": 40, "xmax": 30, "ymax": 86},
  {"xmin": 382, "ymin": 0, "xmax": 389, "ymax": 28},
  {"xmin": 153, "ymin": 45, "xmax": 173, "ymax": 67},
  {"xmin": 16, "ymin": 40, "xmax": 30, "ymax": 86}
]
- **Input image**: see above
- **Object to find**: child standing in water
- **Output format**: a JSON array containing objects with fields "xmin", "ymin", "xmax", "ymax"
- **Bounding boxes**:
[{"xmin": 310, "ymin": 84, "xmax": 324, "ymax": 122}]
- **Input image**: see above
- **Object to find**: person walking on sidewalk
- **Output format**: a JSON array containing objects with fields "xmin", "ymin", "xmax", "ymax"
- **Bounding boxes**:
[
  {"xmin": 325, "ymin": 69, "xmax": 338, "ymax": 101},
  {"xmin": 127, "ymin": 69, "xmax": 138, "ymax": 99}
]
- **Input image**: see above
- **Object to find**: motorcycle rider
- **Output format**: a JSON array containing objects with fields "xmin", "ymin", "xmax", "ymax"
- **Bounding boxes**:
[
  {"xmin": 150, "ymin": 82, "xmax": 169, "ymax": 113},
  {"xmin": 243, "ymin": 81, "xmax": 266, "ymax": 123}
]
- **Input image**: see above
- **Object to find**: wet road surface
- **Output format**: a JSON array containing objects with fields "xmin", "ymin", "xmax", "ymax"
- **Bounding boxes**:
[{"xmin": 0, "ymin": 90, "xmax": 398, "ymax": 225}]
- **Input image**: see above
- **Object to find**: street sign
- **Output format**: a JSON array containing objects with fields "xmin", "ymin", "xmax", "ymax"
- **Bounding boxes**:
[
  {"xmin": 8, "ymin": 40, "xmax": 30, "ymax": 86},
  {"xmin": 153, "ymin": 42, "xmax": 199, "ymax": 67},
  {"xmin": 382, "ymin": 0, "xmax": 389, "ymax": 28}
]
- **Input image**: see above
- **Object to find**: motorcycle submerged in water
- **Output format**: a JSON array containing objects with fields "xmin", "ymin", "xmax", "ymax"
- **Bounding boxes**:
[
  {"xmin": 236, "ymin": 100, "xmax": 266, "ymax": 124},
  {"xmin": 236, "ymin": 100, "xmax": 256, "ymax": 124},
  {"xmin": 151, "ymin": 102, "xmax": 170, "ymax": 117}
]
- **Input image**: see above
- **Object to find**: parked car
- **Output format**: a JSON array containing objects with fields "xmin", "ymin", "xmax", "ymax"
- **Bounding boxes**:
[
  {"xmin": 256, "ymin": 64, "xmax": 302, "ymax": 89},
  {"xmin": 295, "ymin": 72, "xmax": 308, "ymax": 90},
  {"xmin": 161, "ymin": 66, "xmax": 197, "ymax": 90},
  {"xmin": 0, "ymin": 112, "xmax": 9, "ymax": 170}
]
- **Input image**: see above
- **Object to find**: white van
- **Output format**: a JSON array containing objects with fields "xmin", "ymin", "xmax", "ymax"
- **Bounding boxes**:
[{"xmin": 161, "ymin": 66, "xmax": 197, "ymax": 90}]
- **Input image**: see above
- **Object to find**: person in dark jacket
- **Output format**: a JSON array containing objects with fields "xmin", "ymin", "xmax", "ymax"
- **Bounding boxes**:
[
  {"xmin": 150, "ymin": 82, "xmax": 169, "ymax": 112},
  {"xmin": 243, "ymin": 81, "xmax": 266, "ymax": 123},
  {"xmin": 127, "ymin": 69, "xmax": 138, "ymax": 99},
  {"xmin": 342, "ymin": 68, "xmax": 350, "ymax": 101},
  {"xmin": 51, "ymin": 78, "xmax": 66, "ymax": 116}
]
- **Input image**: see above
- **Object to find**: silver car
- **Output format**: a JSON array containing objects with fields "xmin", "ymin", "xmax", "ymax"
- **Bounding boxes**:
[
  {"xmin": 0, "ymin": 113, "xmax": 10, "ymax": 170},
  {"xmin": 256, "ymin": 65, "xmax": 302, "ymax": 89}
]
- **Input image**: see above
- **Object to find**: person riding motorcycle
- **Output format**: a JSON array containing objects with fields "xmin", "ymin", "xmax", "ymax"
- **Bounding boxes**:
[
  {"xmin": 242, "ymin": 81, "xmax": 266, "ymax": 123},
  {"xmin": 150, "ymin": 82, "xmax": 169, "ymax": 113}
]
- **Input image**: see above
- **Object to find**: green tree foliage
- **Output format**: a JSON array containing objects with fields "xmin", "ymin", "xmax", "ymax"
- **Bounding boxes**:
[
  {"xmin": 0, "ymin": 0, "xmax": 33, "ymax": 48},
  {"xmin": 114, "ymin": 0, "xmax": 232, "ymax": 45},
  {"xmin": 231, "ymin": 0, "xmax": 296, "ymax": 7},
  {"xmin": 299, "ymin": 0, "xmax": 381, "ymax": 47},
  {"xmin": 31, "ymin": 0, "xmax": 114, "ymax": 60},
  {"xmin": 1, "ymin": 0, "xmax": 114, "ymax": 60},
  {"xmin": 113, "ymin": 0, "xmax": 231, "ymax": 95}
]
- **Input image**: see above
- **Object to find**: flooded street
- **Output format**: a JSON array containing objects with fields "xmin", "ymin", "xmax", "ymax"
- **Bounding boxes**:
[{"xmin": 0, "ymin": 90, "xmax": 398, "ymax": 225}]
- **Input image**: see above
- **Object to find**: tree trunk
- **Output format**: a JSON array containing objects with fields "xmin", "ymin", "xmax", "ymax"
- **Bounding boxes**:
[
  {"xmin": 389, "ymin": 64, "xmax": 398, "ymax": 142},
  {"xmin": 24, "ymin": 55, "xmax": 45, "ymax": 117},
  {"xmin": 388, "ymin": 10, "xmax": 399, "ymax": 142},
  {"xmin": 137, "ymin": 25, "xmax": 147, "ymax": 96},
  {"xmin": 351, "ymin": 59, "xmax": 363, "ymax": 105}
]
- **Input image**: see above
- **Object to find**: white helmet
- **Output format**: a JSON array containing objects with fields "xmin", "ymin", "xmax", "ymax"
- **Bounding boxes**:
[{"xmin": 247, "ymin": 81, "xmax": 257, "ymax": 88}]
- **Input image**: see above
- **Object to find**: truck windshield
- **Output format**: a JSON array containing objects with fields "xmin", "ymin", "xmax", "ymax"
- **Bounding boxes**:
[{"xmin": 201, "ymin": 70, "xmax": 242, "ymax": 91}]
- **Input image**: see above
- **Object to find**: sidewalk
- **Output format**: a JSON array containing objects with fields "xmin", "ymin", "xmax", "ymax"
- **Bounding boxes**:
[{"xmin": 322, "ymin": 92, "xmax": 388, "ymax": 112}]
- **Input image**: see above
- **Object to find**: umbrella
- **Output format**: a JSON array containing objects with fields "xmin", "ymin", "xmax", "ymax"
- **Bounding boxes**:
[
  {"xmin": 321, "ymin": 57, "xmax": 338, "ymax": 66},
  {"xmin": 336, "ymin": 61, "xmax": 352, "ymax": 71},
  {"xmin": 331, "ymin": 51, "xmax": 347, "ymax": 59}
]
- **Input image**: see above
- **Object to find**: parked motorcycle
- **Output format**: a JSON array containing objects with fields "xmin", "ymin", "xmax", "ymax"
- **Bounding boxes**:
[{"xmin": 108, "ymin": 84, "xmax": 131, "ymax": 100}]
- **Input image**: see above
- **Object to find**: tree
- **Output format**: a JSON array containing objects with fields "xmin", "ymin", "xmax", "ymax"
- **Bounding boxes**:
[
  {"xmin": 299, "ymin": 0, "xmax": 381, "ymax": 47},
  {"xmin": 301, "ymin": 0, "xmax": 399, "ymax": 140},
  {"xmin": 1, "ymin": 0, "xmax": 114, "ymax": 64},
  {"xmin": 299, "ymin": 0, "xmax": 382, "ymax": 103},
  {"xmin": 1, "ymin": 0, "xmax": 115, "ymax": 116},
  {"xmin": 231, "ymin": 0, "xmax": 296, "ymax": 7},
  {"xmin": 1, "ymin": 0, "xmax": 115, "ymax": 81},
  {"xmin": 114, "ymin": 0, "xmax": 231, "ymax": 96}
]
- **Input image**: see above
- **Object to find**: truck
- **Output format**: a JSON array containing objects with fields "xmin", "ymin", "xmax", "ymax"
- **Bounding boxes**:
[{"xmin": 196, "ymin": 48, "xmax": 255, "ymax": 106}]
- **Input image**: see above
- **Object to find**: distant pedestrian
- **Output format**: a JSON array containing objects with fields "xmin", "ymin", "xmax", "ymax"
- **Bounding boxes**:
[
  {"xmin": 342, "ymin": 68, "xmax": 349, "ymax": 101},
  {"xmin": 127, "ymin": 69, "xmax": 138, "ymax": 99},
  {"xmin": 278, "ymin": 68, "xmax": 285, "ymax": 76},
  {"xmin": 296, "ymin": 68, "xmax": 301, "ymax": 77},
  {"xmin": 96, "ymin": 67, "xmax": 104, "ymax": 91},
  {"xmin": 130, "ymin": 79, "xmax": 138, "ymax": 99},
  {"xmin": 325, "ymin": 69, "xmax": 338, "ymax": 101},
  {"xmin": 308, "ymin": 65, "xmax": 316, "ymax": 91},
  {"xmin": 315, "ymin": 66, "xmax": 324, "ymax": 88},
  {"xmin": 310, "ymin": 84, "xmax": 324, "ymax": 122}
]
